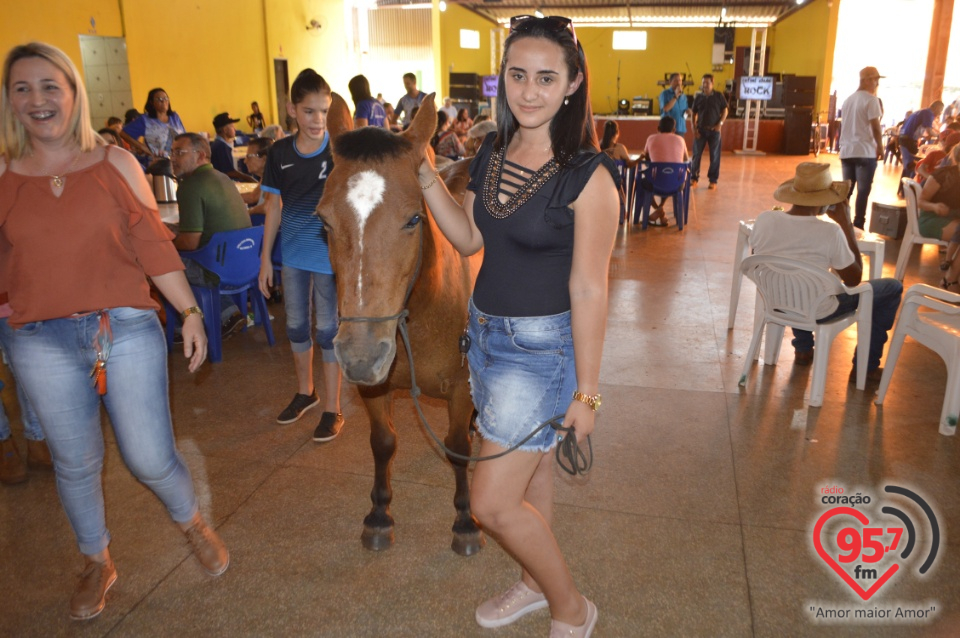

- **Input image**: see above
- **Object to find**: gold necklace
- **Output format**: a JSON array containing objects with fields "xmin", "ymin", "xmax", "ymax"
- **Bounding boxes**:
[{"xmin": 44, "ymin": 151, "xmax": 80, "ymax": 189}]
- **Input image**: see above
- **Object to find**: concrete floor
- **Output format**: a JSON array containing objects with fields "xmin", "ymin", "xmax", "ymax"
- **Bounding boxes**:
[{"xmin": 2, "ymin": 152, "xmax": 960, "ymax": 637}]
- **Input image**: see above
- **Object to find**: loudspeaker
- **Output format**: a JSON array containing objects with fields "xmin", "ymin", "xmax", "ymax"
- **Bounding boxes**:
[
  {"xmin": 714, "ymin": 27, "xmax": 735, "ymax": 55},
  {"xmin": 783, "ymin": 110, "xmax": 812, "ymax": 155},
  {"xmin": 449, "ymin": 86, "xmax": 478, "ymax": 100}
]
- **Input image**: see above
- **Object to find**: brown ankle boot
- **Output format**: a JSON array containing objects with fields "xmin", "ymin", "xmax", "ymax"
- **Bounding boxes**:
[
  {"xmin": 0, "ymin": 438, "xmax": 27, "ymax": 485},
  {"xmin": 184, "ymin": 518, "xmax": 230, "ymax": 576},
  {"xmin": 26, "ymin": 439, "xmax": 53, "ymax": 470},
  {"xmin": 70, "ymin": 558, "xmax": 117, "ymax": 620}
]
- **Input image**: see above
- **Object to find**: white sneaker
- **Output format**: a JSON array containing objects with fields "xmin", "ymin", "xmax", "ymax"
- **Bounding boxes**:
[
  {"xmin": 475, "ymin": 580, "xmax": 548, "ymax": 628},
  {"xmin": 549, "ymin": 597, "xmax": 598, "ymax": 637}
]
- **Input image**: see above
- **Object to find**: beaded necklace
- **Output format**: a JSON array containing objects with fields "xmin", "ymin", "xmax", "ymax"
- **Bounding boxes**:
[{"xmin": 482, "ymin": 145, "xmax": 559, "ymax": 220}]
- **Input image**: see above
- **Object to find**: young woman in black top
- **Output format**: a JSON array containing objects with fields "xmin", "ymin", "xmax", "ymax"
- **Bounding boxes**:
[{"xmin": 418, "ymin": 15, "xmax": 618, "ymax": 637}]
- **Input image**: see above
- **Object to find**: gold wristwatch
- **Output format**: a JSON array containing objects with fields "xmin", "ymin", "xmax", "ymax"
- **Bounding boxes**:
[
  {"xmin": 180, "ymin": 306, "xmax": 204, "ymax": 321},
  {"xmin": 572, "ymin": 391, "xmax": 602, "ymax": 411}
]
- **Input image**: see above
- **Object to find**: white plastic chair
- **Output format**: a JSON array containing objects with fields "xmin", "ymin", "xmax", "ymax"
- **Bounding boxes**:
[
  {"xmin": 738, "ymin": 255, "xmax": 874, "ymax": 407},
  {"xmin": 894, "ymin": 178, "xmax": 949, "ymax": 281},
  {"xmin": 875, "ymin": 284, "xmax": 960, "ymax": 436}
]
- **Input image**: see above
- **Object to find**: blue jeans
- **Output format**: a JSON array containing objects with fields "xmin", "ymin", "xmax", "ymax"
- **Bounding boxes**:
[
  {"xmin": 466, "ymin": 299, "xmax": 576, "ymax": 453},
  {"xmin": 791, "ymin": 278, "xmax": 904, "ymax": 371},
  {"xmin": 691, "ymin": 129, "xmax": 722, "ymax": 184},
  {"xmin": 0, "ymin": 318, "xmax": 43, "ymax": 441},
  {"xmin": 841, "ymin": 157, "xmax": 878, "ymax": 230},
  {"xmin": 6, "ymin": 308, "xmax": 198, "ymax": 555},
  {"xmin": 281, "ymin": 265, "xmax": 339, "ymax": 362}
]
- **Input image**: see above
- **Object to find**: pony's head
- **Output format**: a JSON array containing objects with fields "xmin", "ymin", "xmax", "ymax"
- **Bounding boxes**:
[{"xmin": 318, "ymin": 92, "xmax": 438, "ymax": 385}]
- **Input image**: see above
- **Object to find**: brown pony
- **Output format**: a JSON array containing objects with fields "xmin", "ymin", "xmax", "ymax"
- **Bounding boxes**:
[{"xmin": 317, "ymin": 93, "xmax": 483, "ymax": 555}]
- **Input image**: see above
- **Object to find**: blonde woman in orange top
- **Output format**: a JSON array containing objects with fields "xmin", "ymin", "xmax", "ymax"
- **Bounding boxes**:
[{"xmin": 0, "ymin": 42, "xmax": 228, "ymax": 621}]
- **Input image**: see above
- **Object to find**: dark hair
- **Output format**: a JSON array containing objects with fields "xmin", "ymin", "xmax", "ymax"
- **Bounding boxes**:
[
  {"xmin": 348, "ymin": 75, "xmax": 373, "ymax": 106},
  {"xmin": 124, "ymin": 108, "xmax": 140, "ymax": 125},
  {"xmin": 403, "ymin": 72, "xmax": 416, "ymax": 84},
  {"xmin": 247, "ymin": 136, "xmax": 274, "ymax": 155},
  {"xmin": 495, "ymin": 17, "xmax": 598, "ymax": 165},
  {"xmin": 107, "ymin": 116, "xmax": 122, "ymax": 126},
  {"xmin": 658, "ymin": 116, "xmax": 676, "ymax": 133},
  {"xmin": 702, "ymin": 74, "xmax": 714, "ymax": 82},
  {"xmin": 290, "ymin": 68, "xmax": 331, "ymax": 105},
  {"xmin": 456, "ymin": 108, "xmax": 470, "ymax": 122},
  {"xmin": 97, "ymin": 127, "xmax": 119, "ymax": 144},
  {"xmin": 600, "ymin": 120, "xmax": 619, "ymax": 151},
  {"xmin": 174, "ymin": 132, "xmax": 211, "ymax": 158},
  {"xmin": 432, "ymin": 110, "xmax": 449, "ymax": 147},
  {"xmin": 143, "ymin": 88, "xmax": 175, "ymax": 119},
  {"xmin": 251, "ymin": 101, "xmax": 259, "ymax": 108}
]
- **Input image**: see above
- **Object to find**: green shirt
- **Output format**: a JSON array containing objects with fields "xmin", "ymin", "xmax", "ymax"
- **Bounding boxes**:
[{"xmin": 177, "ymin": 163, "xmax": 251, "ymax": 247}]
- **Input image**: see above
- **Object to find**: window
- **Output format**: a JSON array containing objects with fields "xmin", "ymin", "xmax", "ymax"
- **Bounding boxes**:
[
  {"xmin": 613, "ymin": 31, "xmax": 647, "ymax": 51},
  {"xmin": 460, "ymin": 29, "xmax": 480, "ymax": 49}
]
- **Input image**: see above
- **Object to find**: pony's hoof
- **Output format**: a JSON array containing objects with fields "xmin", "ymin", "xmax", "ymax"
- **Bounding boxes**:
[
  {"xmin": 452, "ymin": 531, "xmax": 485, "ymax": 556},
  {"xmin": 361, "ymin": 526, "xmax": 394, "ymax": 551}
]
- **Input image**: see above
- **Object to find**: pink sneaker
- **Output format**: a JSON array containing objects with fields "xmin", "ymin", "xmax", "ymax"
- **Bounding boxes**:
[
  {"xmin": 475, "ymin": 580, "xmax": 548, "ymax": 628},
  {"xmin": 549, "ymin": 597, "xmax": 598, "ymax": 637}
]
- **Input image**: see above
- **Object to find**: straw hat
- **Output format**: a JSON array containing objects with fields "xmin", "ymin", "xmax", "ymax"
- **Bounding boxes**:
[{"xmin": 773, "ymin": 163, "xmax": 850, "ymax": 206}]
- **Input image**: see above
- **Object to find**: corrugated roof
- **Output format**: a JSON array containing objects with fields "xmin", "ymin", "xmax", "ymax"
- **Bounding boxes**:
[{"xmin": 377, "ymin": 0, "xmax": 802, "ymax": 27}]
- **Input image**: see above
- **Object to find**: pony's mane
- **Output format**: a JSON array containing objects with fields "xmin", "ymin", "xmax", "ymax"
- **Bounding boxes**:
[{"xmin": 333, "ymin": 127, "xmax": 413, "ymax": 161}]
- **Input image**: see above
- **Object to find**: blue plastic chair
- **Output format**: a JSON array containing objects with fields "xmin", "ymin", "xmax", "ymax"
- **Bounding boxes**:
[
  {"xmin": 635, "ymin": 162, "xmax": 690, "ymax": 230},
  {"xmin": 164, "ymin": 226, "xmax": 275, "ymax": 363}
]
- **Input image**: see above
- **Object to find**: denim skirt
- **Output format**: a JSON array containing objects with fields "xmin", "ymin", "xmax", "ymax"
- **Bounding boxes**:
[{"xmin": 466, "ymin": 299, "xmax": 577, "ymax": 453}]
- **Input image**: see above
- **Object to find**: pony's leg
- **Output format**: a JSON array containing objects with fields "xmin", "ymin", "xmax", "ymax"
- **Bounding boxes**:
[
  {"xmin": 446, "ymin": 385, "xmax": 484, "ymax": 556},
  {"xmin": 359, "ymin": 386, "xmax": 396, "ymax": 551}
]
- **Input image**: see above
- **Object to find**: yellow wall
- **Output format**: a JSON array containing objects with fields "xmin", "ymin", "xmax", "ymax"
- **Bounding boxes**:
[
  {"xmin": 581, "ymin": 27, "xmax": 746, "ymax": 116},
  {"xmin": 769, "ymin": 0, "xmax": 838, "ymax": 112},
  {"xmin": 263, "ymin": 0, "xmax": 351, "ymax": 122},
  {"xmin": 0, "ymin": 0, "xmax": 123, "ymax": 72},
  {"xmin": 121, "ymin": 0, "xmax": 272, "ymax": 135},
  {"xmin": 438, "ymin": 4, "xmax": 497, "ymax": 99}
]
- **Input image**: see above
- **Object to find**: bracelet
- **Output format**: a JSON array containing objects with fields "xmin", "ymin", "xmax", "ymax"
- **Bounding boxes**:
[
  {"xmin": 180, "ymin": 306, "xmax": 204, "ymax": 321},
  {"xmin": 420, "ymin": 169, "xmax": 440, "ymax": 191}
]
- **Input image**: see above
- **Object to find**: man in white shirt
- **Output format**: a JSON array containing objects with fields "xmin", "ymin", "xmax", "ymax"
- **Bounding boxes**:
[
  {"xmin": 838, "ymin": 67, "xmax": 885, "ymax": 229},
  {"xmin": 749, "ymin": 163, "xmax": 902, "ymax": 381},
  {"xmin": 440, "ymin": 97, "xmax": 458, "ymax": 121}
]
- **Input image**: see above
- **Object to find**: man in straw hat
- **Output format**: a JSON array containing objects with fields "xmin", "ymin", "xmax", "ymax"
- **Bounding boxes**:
[{"xmin": 748, "ymin": 163, "xmax": 903, "ymax": 382}]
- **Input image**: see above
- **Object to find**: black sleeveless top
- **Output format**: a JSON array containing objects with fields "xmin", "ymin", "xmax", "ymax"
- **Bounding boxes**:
[{"xmin": 466, "ymin": 133, "xmax": 620, "ymax": 317}]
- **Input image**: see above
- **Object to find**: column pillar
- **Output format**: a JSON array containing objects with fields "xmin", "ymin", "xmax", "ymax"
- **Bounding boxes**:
[{"xmin": 922, "ymin": 0, "xmax": 954, "ymax": 106}]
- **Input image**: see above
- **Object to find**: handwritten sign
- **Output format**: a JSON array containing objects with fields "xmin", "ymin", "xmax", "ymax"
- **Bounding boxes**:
[{"xmin": 740, "ymin": 76, "xmax": 774, "ymax": 101}]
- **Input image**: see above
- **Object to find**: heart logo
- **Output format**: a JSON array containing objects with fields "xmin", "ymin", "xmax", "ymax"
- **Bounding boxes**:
[{"xmin": 813, "ymin": 507, "xmax": 900, "ymax": 601}]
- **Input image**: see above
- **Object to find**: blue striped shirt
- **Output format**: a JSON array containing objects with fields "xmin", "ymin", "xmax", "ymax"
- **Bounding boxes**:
[{"xmin": 261, "ymin": 133, "xmax": 333, "ymax": 274}]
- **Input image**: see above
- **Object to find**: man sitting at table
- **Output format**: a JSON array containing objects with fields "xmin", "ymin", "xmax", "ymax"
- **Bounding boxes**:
[
  {"xmin": 641, "ymin": 115, "xmax": 689, "ymax": 226},
  {"xmin": 748, "ymin": 163, "xmax": 902, "ymax": 381},
  {"xmin": 210, "ymin": 112, "xmax": 257, "ymax": 182},
  {"xmin": 171, "ymin": 132, "xmax": 252, "ymax": 337}
]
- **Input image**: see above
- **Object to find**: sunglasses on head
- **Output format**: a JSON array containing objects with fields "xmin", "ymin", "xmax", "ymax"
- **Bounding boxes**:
[
  {"xmin": 245, "ymin": 151, "xmax": 268, "ymax": 159},
  {"xmin": 509, "ymin": 15, "xmax": 577, "ymax": 47}
]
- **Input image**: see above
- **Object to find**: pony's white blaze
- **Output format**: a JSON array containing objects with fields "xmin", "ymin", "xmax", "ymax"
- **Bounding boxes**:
[{"xmin": 346, "ymin": 170, "xmax": 386, "ymax": 304}]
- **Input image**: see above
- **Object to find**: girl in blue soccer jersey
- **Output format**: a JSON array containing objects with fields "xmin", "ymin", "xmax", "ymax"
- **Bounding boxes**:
[{"xmin": 258, "ymin": 69, "xmax": 344, "ymax": 442}]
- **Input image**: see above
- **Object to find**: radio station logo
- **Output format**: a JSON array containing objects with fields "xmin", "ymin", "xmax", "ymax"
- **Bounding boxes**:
[{"xmin": 807, "ymin": 483, "xmax": 942, "ymax": 623}]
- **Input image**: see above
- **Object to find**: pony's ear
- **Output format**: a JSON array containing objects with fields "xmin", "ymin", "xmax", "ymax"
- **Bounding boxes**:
[
  {"xmin": 327, "ymin": 92, "xmax": 354, "ymax": 141},
  {"xmin": 404, "ymin": 92, "xmax": 437, "ymax": 157}
]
